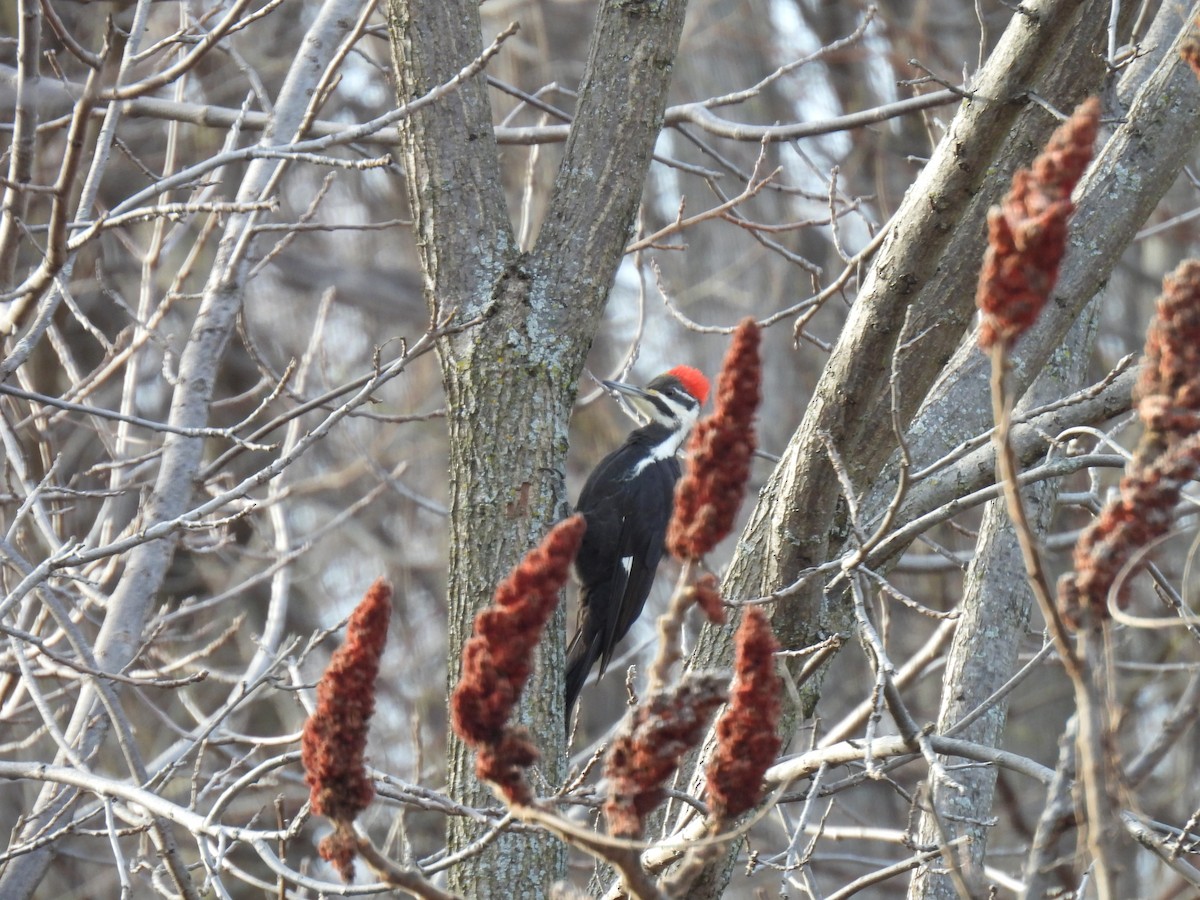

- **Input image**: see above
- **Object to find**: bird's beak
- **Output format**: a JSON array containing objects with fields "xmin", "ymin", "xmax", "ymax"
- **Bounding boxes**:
[
  {"xmin": 601, "ymin": 379, "xmax": 652, "ymax": 401},
  {"xmin": 602, "ymin": 379, "xmax": 657, "ymax": 419}
]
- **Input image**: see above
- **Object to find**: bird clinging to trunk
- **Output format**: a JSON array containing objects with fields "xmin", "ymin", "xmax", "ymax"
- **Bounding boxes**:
[{"xmin": 565, "ymin": 366, "xmax": 709, "ymax": 728}]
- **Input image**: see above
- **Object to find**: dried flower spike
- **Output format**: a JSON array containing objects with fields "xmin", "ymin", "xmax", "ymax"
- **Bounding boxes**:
[
  {"xmin": 603, "ymin": 672, "xmax": 728, "ymax": 838},
  {"xmin": 450, "ymin": 515, "xmax": 585, "ymax": 804},
  {"xmin": 1059, "ymin": 434, "xmax": 1200, "ymax": 627},
  {"xmin": 475, "ymin": 729, "xmax": 542, "ymax": 807},
  {"xmin": 668, "ymin": 318, "xmax": 762, "ymax": 560},
  {"xmin": 318, "ymin": 824, "xmax": 359, "ymax": 883},
  {"xmin": 977, "ymin": 97, "xmax": 1100, "ymax": 350},
  {"xmin": 1059, "ymin": 259, "xmax": 1200, "ymax": 627},
  {"xmin": 301, "ymin": 577, "xmax": 392, "ymax": 880},
  {"xmin": 1182, "ymin": 16, "xmax": 1200, "ymax": 77},
  {"xmin": 1135, "ymin": 260, "xmax": 1200, "ymax": 451},
  {"xmin": 706, "ymin": 607, "xmax": 781, "ymax": 823},
  {"xmin": 687, "ymin": 572, "xmax": 727, "ymax": 626}
]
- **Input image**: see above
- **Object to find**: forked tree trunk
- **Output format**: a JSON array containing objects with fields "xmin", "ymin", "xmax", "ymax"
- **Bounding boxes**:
[{"xmin": 386, "ymin": 0, "xmax": 690, "ymax": 892}]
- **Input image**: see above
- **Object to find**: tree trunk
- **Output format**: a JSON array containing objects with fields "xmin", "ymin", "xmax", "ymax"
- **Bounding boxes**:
[
  {"xmin": 387, "ymin": 0, "xmax": 690, "ymax": 892},
  {"xmin": 693, "ymin": 0, "xmax": 1112, "ymax": 719},
  {"xmin": 906, "ymin": 306, "xmax": 1096, "ymax": 899}
]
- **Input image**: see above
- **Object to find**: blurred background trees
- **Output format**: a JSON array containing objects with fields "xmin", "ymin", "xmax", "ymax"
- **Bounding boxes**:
[{"xmin": 0, "ymin": 0, "xmax": 1198, "ymax": 896}]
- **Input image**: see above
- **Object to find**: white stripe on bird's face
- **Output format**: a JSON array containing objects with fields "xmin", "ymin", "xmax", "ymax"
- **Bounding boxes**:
[
  {"xmin": 630, "ymin": 384, "xmax": 701, "ymax": 431},
  {"xmin": 628, "ymin": 384, "xmax": 702, "ymax": 476},
  {"xmin": 604, "ymin": 373, "xmax": 703, "ymax": 477},
  {"xmin": 605, "ymin": 377, "xmax": 702, "ymax": 431}
]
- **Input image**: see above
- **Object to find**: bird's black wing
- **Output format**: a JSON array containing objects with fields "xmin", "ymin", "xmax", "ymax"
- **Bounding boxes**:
[
  {"xmin": 573, "ymin": 445, "xmax": 680, "ymax": 675},
  {"xmin": 599, "ymin": 462, "xmax": 678, "ymax": 671}
]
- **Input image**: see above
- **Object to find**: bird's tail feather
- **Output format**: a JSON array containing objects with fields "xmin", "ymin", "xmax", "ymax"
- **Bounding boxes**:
[{"xmin": 564, "ymin": 626, "xmax": 598, "ymax": 732}]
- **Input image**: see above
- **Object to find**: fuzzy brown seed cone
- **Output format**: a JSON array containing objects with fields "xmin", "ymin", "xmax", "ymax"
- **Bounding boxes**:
[
  {"xmin": 1182, "ymin": 18, "xmax": 1200, "ymax": 77},
  {"xmin": 1060, "ymin": 259, "xmax": 1200, "ymax": 627},
  {"xmin": 706, "ymin": 607, "xmax": 781, "ymax": 822},
  {"xmin": 449, "ymin": 516, "xmax": 584, "ymax": 807},
  {"xmin": 1060, "ymin": 431, "xmax": 1200, "ymax": 627},
  {"xmin": 668, "ymin": 318, "xmax": 762, "ymax": 560},
  {"xmin": 1136, "ymin": 260, "xmax": 1200, "ymax": 449},
  {"xmin": 301, "ymin": 578, "xmax": 392, "ymax": 827},
  {"xmin": 451, "ymin": 515, "xmax": 585, "ymax": 747},
  {"xmin": 977, "ymin": 97, "xmax": 1100, "ymax": 350},
  {"xmin": 603, "ymin": 673, "xmax": 728, "ymax": 838},
  {"xmin": 687, "ymin": 573, "xmax": 727, "ymax": 625}
]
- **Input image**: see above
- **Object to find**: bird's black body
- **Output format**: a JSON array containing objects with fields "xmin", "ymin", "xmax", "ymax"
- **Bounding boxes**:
[
  {"xmin": 564, "ymin": 368, "xmax": 708, "ymax": 727},
  {"xmin": 565, "ymin": 425, "xmax": 681, "ymax": 719}
]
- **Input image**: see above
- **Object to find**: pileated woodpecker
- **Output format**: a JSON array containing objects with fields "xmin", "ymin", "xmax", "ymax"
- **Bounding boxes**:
[{"xmin": 565, "ymin": 366, "xmax": 710, "ymax": 725}]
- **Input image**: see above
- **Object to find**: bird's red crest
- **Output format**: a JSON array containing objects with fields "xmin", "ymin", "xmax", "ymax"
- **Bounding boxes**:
[{"xmin": 667, "ymin": 365, "xmax": 710, "ymax": 404}]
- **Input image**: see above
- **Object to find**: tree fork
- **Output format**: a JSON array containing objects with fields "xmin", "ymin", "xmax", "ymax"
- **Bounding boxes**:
[{"xmin": 387, "ymin": 0, "xmax": 691, "ymax": 893}]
